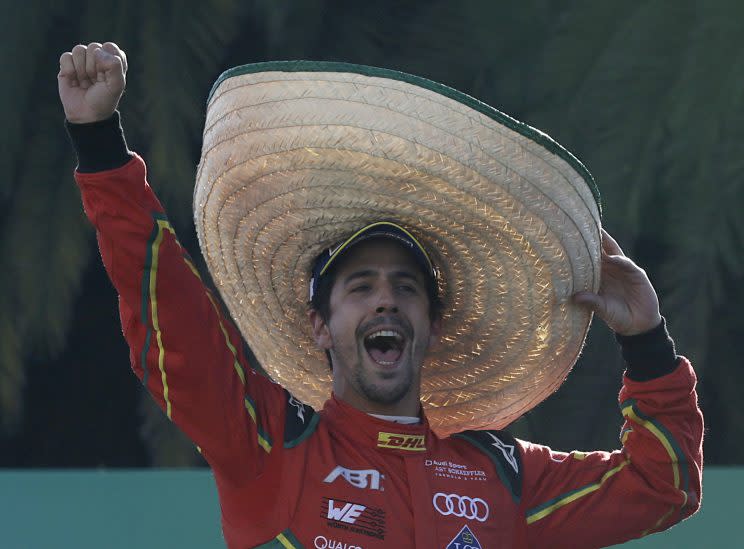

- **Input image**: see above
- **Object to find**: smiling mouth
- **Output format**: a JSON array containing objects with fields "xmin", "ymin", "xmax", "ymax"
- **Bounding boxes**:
[{"xmin": 364, "ymin": 329, "xmax": 405, "ymax": 366}]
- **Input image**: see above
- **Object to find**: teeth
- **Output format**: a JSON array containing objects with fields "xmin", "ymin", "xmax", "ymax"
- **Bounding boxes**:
[{"xmin": 368, "ymin": 330, "xmax": 403, "ymax": 341}]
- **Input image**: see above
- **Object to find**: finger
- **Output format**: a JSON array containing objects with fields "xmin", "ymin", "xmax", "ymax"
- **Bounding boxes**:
[
  {"xmin": 102, "ymin": 42, "xmax": 127, "ymax": 74},
  {"xmin": 93, "ymin": 47, "xmax": 125, "ymax": 89},
  {"xmin": 71, "ymin": 44, "xmax": 91, "ymax": 88},
  {"xmin": 86, "ymin": 42, "xmax": 103, "ymax": 81},
  {"xmin": 601, "ymin": 228, "xmax": 625, "ymax": 256},
  {"xmin": 59, "ymin": 52, "xmax": 78, "ymax": 85}
]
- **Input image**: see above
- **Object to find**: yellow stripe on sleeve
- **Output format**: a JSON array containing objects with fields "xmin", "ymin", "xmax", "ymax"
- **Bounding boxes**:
[
  {"xmin": 147, "ymin": 216, "xmax": 269, "ymax": 453},
  {"xmin": 205, "ymin": 293, "xmax": 246, "ymax": 385},
  {"xmin": 148, "ymin": 219, "xmax": 176, "ymax": 418},
  {"xmin": 526, "ymin": 460, "xmax": 630, "ymax": 524},
  {"xmin": 276, "ymin": 532, "xmax": 296, "ymax": 548},
  {"xmin": 621, "ymin": 404, "xmax": 681, "ymax": 491}
]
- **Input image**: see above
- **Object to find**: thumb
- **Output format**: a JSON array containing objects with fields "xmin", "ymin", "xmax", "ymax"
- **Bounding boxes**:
[{"xmin": 572, "ymin": 291, "xmax": 605, "ymax": 316}]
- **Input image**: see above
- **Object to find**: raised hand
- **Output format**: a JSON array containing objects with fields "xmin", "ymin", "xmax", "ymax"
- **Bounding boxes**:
[
  {"xmin": 58, "ymin": 42, "xmax": 128, "ymax": 124},
  {"xmin": 573, "ymin": 229, "xmax": 662, "ymax": 336}
]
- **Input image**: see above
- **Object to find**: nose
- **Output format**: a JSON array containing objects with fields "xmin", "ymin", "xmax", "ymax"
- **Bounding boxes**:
[{"xmin": 375, "ymin": 283, "xmax": 398, "ymax": 314}]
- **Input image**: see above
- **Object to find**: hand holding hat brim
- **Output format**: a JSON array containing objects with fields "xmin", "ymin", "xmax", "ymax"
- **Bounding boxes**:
[{"xmin": 574, "ymin": 229, "xmax": 661, "ymax": 337}]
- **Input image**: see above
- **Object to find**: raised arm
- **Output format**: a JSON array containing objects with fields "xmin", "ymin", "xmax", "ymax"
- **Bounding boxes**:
[
  {"xmin": 59, "ymin": 43, "xmax": 287, "ymax": 481},
  {"xmin": 520, "ymin": 230, "xmax": 703, "ymax": 547}
]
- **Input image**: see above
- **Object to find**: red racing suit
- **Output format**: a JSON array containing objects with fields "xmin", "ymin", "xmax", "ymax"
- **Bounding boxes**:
[{"xmin": 70, "ymin": 116, "xmax": 703, "ymax": 549}]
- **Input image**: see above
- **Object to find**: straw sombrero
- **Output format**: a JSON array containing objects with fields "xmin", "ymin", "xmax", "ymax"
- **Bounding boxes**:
[{"xmin": 193, "ymin": 61, "xmax": 602, "ymax": 436}]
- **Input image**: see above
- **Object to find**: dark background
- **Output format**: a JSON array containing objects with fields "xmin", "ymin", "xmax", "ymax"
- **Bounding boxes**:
[{"xmin": 1, "ymin": 1, "xmax": 742, "ymax": 467}]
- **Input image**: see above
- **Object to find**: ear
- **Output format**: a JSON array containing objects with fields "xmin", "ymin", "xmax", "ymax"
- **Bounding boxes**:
[
  {"xmin": 427, "ymin": 316, "xmax": 442, "ymax": 351},
  {"xmin": 308, "ymin": 309, "xmax": 333, "ymax": 350}
]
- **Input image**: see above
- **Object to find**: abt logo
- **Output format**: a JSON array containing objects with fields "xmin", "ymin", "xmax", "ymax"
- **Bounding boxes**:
[
  {"xmin": 324, "ymin": 465, "xmax": 384, "ymax": 490},
  {"xmin": 327, "ymin": 499, "xmax": 366, "ymax": 524}
]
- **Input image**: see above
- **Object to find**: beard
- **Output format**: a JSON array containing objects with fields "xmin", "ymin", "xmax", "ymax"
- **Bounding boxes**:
[
  {"xmin": 329, "ymin": 314, "xmax": 429, "ymax": 407},
  {"xmin": 353, "ymin": 348, "xmax": 415, "ymax": 405},
  {"xmin": 352, "ymin": 328, "xmax": 431, "ymax": 406}
]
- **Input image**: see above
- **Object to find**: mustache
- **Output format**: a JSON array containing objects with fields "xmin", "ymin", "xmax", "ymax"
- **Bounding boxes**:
[{"xmin": 356, "ymin": 316, "xmax": 413, "ymax": 340}]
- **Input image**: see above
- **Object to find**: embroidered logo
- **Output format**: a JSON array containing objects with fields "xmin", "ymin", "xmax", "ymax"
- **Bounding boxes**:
[
  {"xmin": 433, "ymin": 493, "xmax": 489, "ymax": 522},
  {"xmin": 288, "ymin": 394, "xmax": 306, "ymax": 423},
  {"xmin": 424, "ymin": 459, "xmax": 487, "ymax": 482},
  {"xmin": 327, "ymin": 499, "xmax": 366, "ymax": 524},
  {"xmin": 324, "ymin": 466, "xmax": 384, "ymax": 490},
  {"xmin": 323, "ymin": 497, "xmax": 386, "ymax": 540},
  {"xmin": 446, "ymin": 525, "xmax": 482, "ymax": 549},
  {"xmin": 377, "ymin": 432, "xmax": 426, "ymax": 451},
  {"xmin": 487, "ymin": 432, "xmax": 519, "ymax": 473},
  {"xmin": 313, "ymin": 535, "xmax": 363, "ymax": 549}
]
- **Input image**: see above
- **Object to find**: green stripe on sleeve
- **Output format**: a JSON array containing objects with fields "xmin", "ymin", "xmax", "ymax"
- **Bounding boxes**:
[
  {"xmin": 620, "ymin": 398, "xmax": 689, "ymax": 495},
  {"xmin": 244, "ymin": 396, "xmax": 273, "ymax": 453},
  {"xmin": 254, "ymin": 529, "xmax": 304, "ymax": 548},
  {"xmin": 526, "ymin": 460, "xmax": 629, "ymax": 524}
]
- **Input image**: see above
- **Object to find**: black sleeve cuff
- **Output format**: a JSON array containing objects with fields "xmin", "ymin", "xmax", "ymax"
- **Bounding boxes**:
[
  {"xmin": 616, "ymin": 317, "xmax": 680, "ymax": 381},
  {"xmin": 64, "ymin": 111, "xmax": 133, "ymax": 173}
]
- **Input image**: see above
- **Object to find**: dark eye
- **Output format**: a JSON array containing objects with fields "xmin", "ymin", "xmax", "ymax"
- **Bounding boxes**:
[
  {"xmin": 350, "ymin": 284, "xmax": 371, "ymax": 293},
  {"xmin": 398, "ymin": 284, "xmax": 417, "ymax": 294}
]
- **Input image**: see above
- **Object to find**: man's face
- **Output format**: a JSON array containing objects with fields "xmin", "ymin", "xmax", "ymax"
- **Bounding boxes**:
[{"xmin": 310, "ymin": 239, "xmax": 439, "ymax": 415}]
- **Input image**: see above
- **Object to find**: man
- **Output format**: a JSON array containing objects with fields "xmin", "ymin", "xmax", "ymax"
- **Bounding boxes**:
[{"xmin": 59, "ymin": 42, "xmax": 703, "ymax": 548}]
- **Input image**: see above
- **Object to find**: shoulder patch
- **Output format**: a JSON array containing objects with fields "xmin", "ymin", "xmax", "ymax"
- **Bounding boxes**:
[
  {"xmin": 453, "ymin": 429, "xmax": 522, "ymax": 503},
  {"xmin": 282, "ymin": 389, "xmax": 319, "ymax": 448}
]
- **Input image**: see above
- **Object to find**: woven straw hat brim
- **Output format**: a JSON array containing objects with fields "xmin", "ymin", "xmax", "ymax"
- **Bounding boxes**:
[{"xmin": 194, "ymin": 61, "xmax": 602, "ymax": 436}]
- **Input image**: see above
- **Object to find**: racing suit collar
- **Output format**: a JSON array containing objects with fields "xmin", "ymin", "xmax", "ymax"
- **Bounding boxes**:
[{"xmin": 323, "ymin": 394, "xmax": 432, "ymax": 455}]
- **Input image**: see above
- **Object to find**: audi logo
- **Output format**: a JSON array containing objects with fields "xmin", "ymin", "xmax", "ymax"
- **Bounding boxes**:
[{"xmin": 432, "ymin": 492, "xmax": 489, "ymax": 522}]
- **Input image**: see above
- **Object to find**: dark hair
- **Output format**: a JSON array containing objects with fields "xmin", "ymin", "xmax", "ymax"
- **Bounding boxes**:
[
  {"xmin": 310, "ymin": 259, "xmax": 443, "ymax": 371},
  {"xmin": 310, "ymin": 271, "xmax": 337, "ymax": 369}
]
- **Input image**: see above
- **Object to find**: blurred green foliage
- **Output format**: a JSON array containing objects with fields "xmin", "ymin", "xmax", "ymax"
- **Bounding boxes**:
[{"xmin": 0, "ymin": 0, "xmax": 741, "ymax": 465}]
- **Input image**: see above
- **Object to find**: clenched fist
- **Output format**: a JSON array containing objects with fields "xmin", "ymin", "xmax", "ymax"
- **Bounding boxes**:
[{"xmin": 58, "ymin": 42, "xmax": 127, "ymax": 124}]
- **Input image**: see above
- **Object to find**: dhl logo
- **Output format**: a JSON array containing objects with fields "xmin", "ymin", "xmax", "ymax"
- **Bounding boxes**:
[{"xmin": 377, "ymin": 432, "xmax": 426, "ymax": 451}]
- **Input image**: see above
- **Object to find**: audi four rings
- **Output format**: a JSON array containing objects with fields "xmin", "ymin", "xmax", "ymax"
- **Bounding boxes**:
[{"xmin": 432, "ymin": 492, "xmax": 490, "ymax": 522}]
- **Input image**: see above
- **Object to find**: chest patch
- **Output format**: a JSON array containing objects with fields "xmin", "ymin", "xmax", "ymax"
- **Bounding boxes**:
[
  {"xmin": 321, "ymin": 497, "xmax": 386, "ymax": 540},
  {"xmin": 446, "ymin": 524, "xmax": 482, "ymax": 549}
]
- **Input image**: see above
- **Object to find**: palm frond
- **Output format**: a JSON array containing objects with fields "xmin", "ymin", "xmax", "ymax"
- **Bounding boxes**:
[
  {"xmin": 525, "ymin": 1, "xmax": 698, "ymax": 241},
  {"xmin": 398, "ymin": 0, "xmax": 557, "ymax": 108},
  {"xmin": 0, "ymin": 0, "xmax": 105, "ymax": 434},
  {"xmin": 133, "ymin": 0, "xmax": 246, "ymax": 231},
  {"xmin": 0, "ymin": 86, "xmax": 91, "ymax": 433},
  {"xmin": 0, "ymin": 0, "xmax": 64, "ymax": 201},
  {"xmin": 11, "ymin": 108, "xmax": 88, "ymax": 347},
  {"xmin": 0, "ymin": 313, "xmax": 22, "ymax": 432},
  {"xmin": 525, "ymin": 1, "xmax": 639, "ymax": 119},
  {"xmin": 658, "ymin": 4, "xmax": 744, "ymax": 366},
  {"xmin": 125, "ymin": 0, "xmax": 247, "ymax": 462},
  {"xmin": 250, "ymin": 0, "xmax": 329, "ymax": 59},
  {"xmin": 139, "ymin": 391, "xmax": 204, "ymax": 466}
]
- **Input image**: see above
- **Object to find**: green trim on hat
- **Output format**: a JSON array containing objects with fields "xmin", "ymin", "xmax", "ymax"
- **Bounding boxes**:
[{"xmin": 207, "ymin": 60, "xmax": 601, "ymax": 217}]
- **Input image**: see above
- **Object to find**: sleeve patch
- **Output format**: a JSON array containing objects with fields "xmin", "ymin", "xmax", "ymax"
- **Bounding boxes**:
[{"xmin": 283, "ymin": 390, "xmax": 319, "ymax": 448}]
